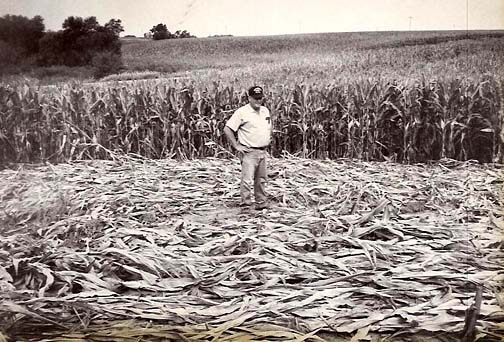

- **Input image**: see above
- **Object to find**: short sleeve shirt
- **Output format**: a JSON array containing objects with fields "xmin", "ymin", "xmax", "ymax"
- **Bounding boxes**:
[{"xmin": 226, "ymin": 104, "xmax": 272, "ymax": 148}]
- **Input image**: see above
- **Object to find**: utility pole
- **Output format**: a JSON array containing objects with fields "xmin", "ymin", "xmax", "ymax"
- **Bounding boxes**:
[
  {"xmin": 466, "ymin": 0, "xmax": 469, "ymax": 36},
  {"xmin": 408, "ymin": 16, "xmax": 413, "ymax": 31}
]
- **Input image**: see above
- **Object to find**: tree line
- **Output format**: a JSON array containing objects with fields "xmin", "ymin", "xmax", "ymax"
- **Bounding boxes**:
[
  {"xmin": 0, "ymin": 15, "xmax": 124, "ymax": 78},
  {"xmin": 0, "ymin": 14, "xmax": 196, "ymax": 78},
  {"xmin": 147, "ymin": 23, "xmax": 196, "ymax": 40}
]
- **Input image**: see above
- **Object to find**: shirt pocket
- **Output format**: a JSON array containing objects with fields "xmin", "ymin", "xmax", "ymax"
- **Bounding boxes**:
[{"xmin": 264, "ymin": 116, "xmax": 272, "ymax": 128}]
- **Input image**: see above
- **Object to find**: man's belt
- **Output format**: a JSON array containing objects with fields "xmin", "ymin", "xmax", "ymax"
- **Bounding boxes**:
[{"xmin": 249, "ymin": 146, "xmax": 268, "ymax": 150}]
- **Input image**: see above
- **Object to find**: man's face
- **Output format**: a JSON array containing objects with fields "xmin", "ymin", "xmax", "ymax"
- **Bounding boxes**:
[{"xmin": 249, "ymin": 96, "xmax": 263, "ymax": 110}]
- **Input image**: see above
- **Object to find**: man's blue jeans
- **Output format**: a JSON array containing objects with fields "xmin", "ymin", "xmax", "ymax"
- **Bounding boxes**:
[{"xmin": 239, "ymin": 150, "xmax": 268, "ymax": 206}]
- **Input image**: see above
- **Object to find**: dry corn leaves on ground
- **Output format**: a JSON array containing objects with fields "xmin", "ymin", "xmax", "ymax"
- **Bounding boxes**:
[{"xmin": 0, "ymin": 156, "xmax": 503, "ymax": 341}]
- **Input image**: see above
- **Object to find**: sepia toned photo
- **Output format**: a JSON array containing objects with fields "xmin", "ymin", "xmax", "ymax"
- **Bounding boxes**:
[{"xmin": 0, "ymin": 1, "xmax": 503, "ymax": 341}]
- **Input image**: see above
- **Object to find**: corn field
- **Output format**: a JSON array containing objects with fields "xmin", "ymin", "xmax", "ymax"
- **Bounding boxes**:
[{"xmin": 0, "ymin": 77, "xmax": 502, "ymax": 164}]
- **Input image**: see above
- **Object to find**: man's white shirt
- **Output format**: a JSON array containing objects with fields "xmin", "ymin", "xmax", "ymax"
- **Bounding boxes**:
[{"xmin": 226, "ymin": 104, "xmax": 272, "ymax": 148}]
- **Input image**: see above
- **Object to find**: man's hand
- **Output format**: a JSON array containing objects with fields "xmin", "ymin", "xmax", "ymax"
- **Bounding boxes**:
[
  {"xmin": 235, "ymin": 144, "xmax": 251, "ymax": 153},
  {"xmin": 223, "ymin": 126, "xmax": 251, "ymax": 153}
]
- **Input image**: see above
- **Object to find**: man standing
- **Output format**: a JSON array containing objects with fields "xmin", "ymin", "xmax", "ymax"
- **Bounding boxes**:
[{"xmin": 223, "ymin": 86, "xmax": 272, "ymax": 211}]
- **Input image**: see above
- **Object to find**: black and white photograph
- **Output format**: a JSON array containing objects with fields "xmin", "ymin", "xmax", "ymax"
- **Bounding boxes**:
[{"xmin": 0, "ymin": 0, "xmax": 503, "ymax": 341}]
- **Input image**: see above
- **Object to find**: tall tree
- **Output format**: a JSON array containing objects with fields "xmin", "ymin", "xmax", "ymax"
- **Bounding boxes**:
[
  {"xmin": 150, "ymin": 23, "xmax": 171, "ymax": 40},
  {"xmin": 39, "ymin": 16, "xmax": 122, "ymax": 68},
  {"xmin": 0, "ymin": 14, "xmax": 44, "ymax": 55},
  {"xmin": 105, "ymin": 19, "xmax": 124, "ymax": 37}
]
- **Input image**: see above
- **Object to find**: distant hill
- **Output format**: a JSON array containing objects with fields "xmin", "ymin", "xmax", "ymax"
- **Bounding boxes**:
[{"xmin": 120, "ymin": 30, "xmax": 504, "ymax": 82}]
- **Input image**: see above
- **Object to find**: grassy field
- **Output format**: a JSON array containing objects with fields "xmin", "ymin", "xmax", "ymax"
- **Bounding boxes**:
[
  {"xmin": 118, "ymin": 30, "xmax": 504, "ymax": 86},
  {"xmin": 5, "ymin": 30, "xmax": 503, "ymax": 86}
]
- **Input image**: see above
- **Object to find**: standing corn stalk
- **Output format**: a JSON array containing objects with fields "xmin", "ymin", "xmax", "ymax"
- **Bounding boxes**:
[{"xmin": 0, "ymin": 78, "xmax": 501, "ymax": 164}]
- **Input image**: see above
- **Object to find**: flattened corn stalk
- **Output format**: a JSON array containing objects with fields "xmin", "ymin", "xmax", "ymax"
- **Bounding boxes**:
[{"xmin": 0, "ymin": 78, "xmax": 502, "ymax": 164}]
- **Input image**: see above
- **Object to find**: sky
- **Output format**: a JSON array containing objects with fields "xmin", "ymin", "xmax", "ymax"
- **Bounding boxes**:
[{"xmin": 1, "ymin": 0, "xmax": 503, "ymax": 37}]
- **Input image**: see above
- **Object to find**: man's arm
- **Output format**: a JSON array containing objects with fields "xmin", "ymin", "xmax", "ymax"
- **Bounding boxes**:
[{"xmin": 223, "ymin": 126, "xmax": 250, "ymax": 153}]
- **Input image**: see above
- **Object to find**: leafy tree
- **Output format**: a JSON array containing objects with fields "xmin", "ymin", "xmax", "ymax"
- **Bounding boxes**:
[
  {"xmin": 147, "ymin": 24, "xmax": 195, "ymax": 40},
  {"xmin": 38, "ymin": 32, "xmax": 65, "ymax": 65},
  {"xmin": 105, "ymin": 19, "xmax": 124, "ymax": 37},
  {"xmin": 0, "ymin": 14, "xmax": 44, "ymax": 56},
  {"xmin": 150, "ymin": 23, "xmax": 171, "ymax": 40},
  {"xmin": 39, "ymin": 15, "xmax": 122, "ymax": 73},
  {"xmin": 173, "ymin": 29, "xmax": 195, "ymax": 39},
  {"xmin": 62, "ymin": 16, "xmax": 98, "ymax": 34},
  {"xmin": 91, "ymin": 51, "xmax": 123, "ymax": 78},
  {"xmin": 0, "ymin": 41, "xmax": 21, "ymax": 68}
]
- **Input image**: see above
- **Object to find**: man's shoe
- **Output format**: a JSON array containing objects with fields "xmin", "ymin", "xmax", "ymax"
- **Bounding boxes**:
[{"xmin": 255, "ymin": 203, "xmax": 269, "ymax": 210}]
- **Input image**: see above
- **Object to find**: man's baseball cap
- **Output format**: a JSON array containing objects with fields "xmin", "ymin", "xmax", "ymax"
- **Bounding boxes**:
[{"xmin": 248, "ymin": 86, "xmax": 264, "ymax": 99}]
